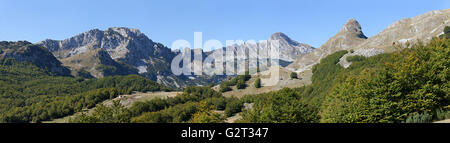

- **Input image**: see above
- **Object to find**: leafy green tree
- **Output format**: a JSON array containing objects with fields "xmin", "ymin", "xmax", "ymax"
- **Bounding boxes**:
[
  {"xmin": 204, "ymin": 97, "xmax": 227, "ymax": 110},
  {"xmin": 191, "ymin": 101, "xmax": 225, "ymax": 123},
  {"xmin": 219, "ymin": 83, "xmax": 232, "ymax": 93},
  {"xmin": 236, "ymin": 79, "xmax": 246, "ymax": 89},
  {"xmin": 70, "ymin": 100, "xmax": 131, "ymax": 123},
  {"xmin": 240, "ymin": 88, "xmax": 319, "ymax": 123},
  {"xmin": 225, "ymin": 98, "xmax": 243, "ymax": 117}
]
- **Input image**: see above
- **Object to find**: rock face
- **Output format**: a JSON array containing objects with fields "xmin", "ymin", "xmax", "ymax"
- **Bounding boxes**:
[
  {"xmin": 38, "ymin": 27, "xmax": 174, "ymax": 75},
  {"xmin": 0, "ymin": 41, "xmax": 71, "ymax": 76},
  {"xmin": 267, "ymin": 32, "xmax": 315, "ymax": 62},
  {"xmin": 37, "ymin": 27, "xmax": 225, "ymax": 88},
  {"xmin": 37, "ymin": 27, "xmax": 181, "ymax": 84},
  {"xmin": 208, "ymin": 32, "xmax": 314, "ymax": 73},
  {"xmin": 288, "ymin": 19, "xmax": 368, "ymax": 72}
]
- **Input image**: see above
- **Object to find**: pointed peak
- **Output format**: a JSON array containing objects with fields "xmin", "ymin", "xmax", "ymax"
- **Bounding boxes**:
[
  {"xmin": 270, "ymin": 32, "xmax": 290, "ymax": 40},
  {"xmin": 108, "ymin": 27, "xmax": 141, "ymax": 33},
  {"xmin": 105, "ymin": 27, "xmax": 143, "ymax": 38},
  {"xmin": 341, "ymin": 19, "xmax": 362, "ymax": 33},
  {"xmin": 340, "ymin": 19, "xmax": 367, "ymax": 39},
  {"xmin": 346, "ymin": 18, "xmax": 358, "ymax": 24}
]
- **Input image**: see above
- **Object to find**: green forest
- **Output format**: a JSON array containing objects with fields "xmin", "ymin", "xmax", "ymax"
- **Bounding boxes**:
[{"xmin": 0, "ymin": 59, "xmax": 170, "ymax": 122}]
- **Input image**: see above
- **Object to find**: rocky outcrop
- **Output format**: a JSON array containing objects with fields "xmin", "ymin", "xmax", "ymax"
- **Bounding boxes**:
[
  {"xmin": 337, "ymin": 9, "xmax": 450, "ymax": 68},
  {"xmin": 288, "ymin": 19, "xmax": 368, "ymax": 72},
  {"xmin": 38, "ymin": 27, "xmax": 175, "ymax": 70},
  {"xmin": 268, "ymin": 32, "xmax": 315, "ymax": 62},
  {"xmin": 37, "ymin": 27, "xmax": 184, "ymax": 87},
  {"xmin": 0, "ymin": 41, "xmax": 71, "ymax": 76}
]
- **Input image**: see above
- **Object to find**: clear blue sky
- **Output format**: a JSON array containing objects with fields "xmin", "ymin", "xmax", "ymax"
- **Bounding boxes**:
[{"xmin": 0, "ymin": 0, "xmax": 448, "ymax": 48}]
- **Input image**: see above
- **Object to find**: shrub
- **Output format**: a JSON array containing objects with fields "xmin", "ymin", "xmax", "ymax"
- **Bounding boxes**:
[
  {"xmin": 236, "ymin": 79, "xmax": 246, "ymax": 89},
  {"xmin": 191, "ymin": 101, "xmax": 225, "ymax": 123},
  {"xmin": 204, "ymin": 97, "xmax": 227, "ymax": 110},
  {"xmin": 254, "ymin": 78, "xmax": 261, "ymax": 88},
  {"xmin": 290, "ymin": 72, "xmax": 298, "ymax": 79},
  {"xmin": 225, "ymin": 99, "xmax": 243, "ymax": 117},
  {"xmin": 240, "ymin": 88, "xmax": 319, "ymax": 123},
  {"xmin": 346, "ymin": 55, "xmax": 366, "ymax": 62}
]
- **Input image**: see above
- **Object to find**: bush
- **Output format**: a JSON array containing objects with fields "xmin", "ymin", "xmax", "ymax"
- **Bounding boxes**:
[
  {"xmin": 191, "ymin": 101, "xmax": 225, "ymax": 123},
  {"xmin": 70, "ymin": 100, "xmax": 132, "ymax": 123},
  {"xmin": 204, "ymin": 97, "xmax": 227, "ymax": 110},
  {"xmin": 290, "ymin": 72, "xmax": 298, "ymax": 79},
  {"xmin": 346, "ymin": 55, "xmax": 366, "ymax": 62},
  {"xmin": 130, "ymin": 112, "xmax": 172, "ymax": 123},
  {"xmin": 254, "ymin": 78, "xmax": 261, "ymax": 88},
  {"xmin": 236, "ymin": 79, "xmax": 246, "ymax": 89},
  {"xmin": 440, "ymin": 26, "xmax": 450, "ymax": 39},
  {"xmin": 225, "ymin": 99, "xmax": 243, "ymax": 117}
]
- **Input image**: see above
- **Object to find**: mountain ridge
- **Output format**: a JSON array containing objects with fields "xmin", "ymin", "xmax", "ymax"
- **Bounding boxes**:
[
  {"xmin": 0, "ymin": 41, "xmax": 71, "ymax": 76},
  {"xmin": 288, "ymin": 9, "xmax": 450, "ymax": 73}
]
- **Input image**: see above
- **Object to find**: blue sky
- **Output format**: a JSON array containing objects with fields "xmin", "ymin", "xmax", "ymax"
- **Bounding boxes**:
[{"xmin": 0, "ymin": 0, "xmax": 448, "ymax": 48}]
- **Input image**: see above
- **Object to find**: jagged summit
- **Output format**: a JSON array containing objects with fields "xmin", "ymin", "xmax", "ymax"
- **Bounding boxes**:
[
  {"xmin": 0, "ymin": 41, "xmax": 71, "ymax": 76},
  {"xmin": 287, "ymin": 18, "xmax": 369, "ymax": 72},
  {"xmin": 106, "ymin": 27, "xmax": 144, "ymax": 38},
  {"xmin": 270, "ymin": 32, "xmax": 289, "ymax": 40},
  {"xmin": 288, "ymin": 9, "xmax": 449, "ymax": 73},
  {"xmin": 269, "ymin": 32, "xmax": 304, "ymax": 47},
  {"xmin": 36, "ymin": 27, "xmax": 175, "ymax": 80}
]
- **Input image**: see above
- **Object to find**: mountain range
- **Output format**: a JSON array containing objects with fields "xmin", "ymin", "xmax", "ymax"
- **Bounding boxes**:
[
  {"xmin": 1, "ymin": 9, "xmax": 448, "ymax": 89},
  {"xmin": 34, "ymin": 27, "xmax": 315, "ymax": 88},
  {"xmin": 289, "ymin": 9, "xmax": 450, "ymax": 73}
]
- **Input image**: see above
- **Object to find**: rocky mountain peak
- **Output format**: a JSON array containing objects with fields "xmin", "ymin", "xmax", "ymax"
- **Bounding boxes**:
[
  {"xmin": 270, "ymin": 32, "xmax": 289, "ymax": 40},
  {"xmin": 341, "ymin": 19, "xmax": 367, "ymax": 39},
  {"xmin": 287, "ymin": 19, "xmax": 368, "ymax": 72},
  {"xmin": 0, "ymin": 41, "xmax": 71, "ymax": 76},
  {"xmin": 270, "ymin": 32, "xmax": 313, "ymax": 47},
  {"xmin": 106, "ymin": 27, "xmax": 143, "ymax": 38}
]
